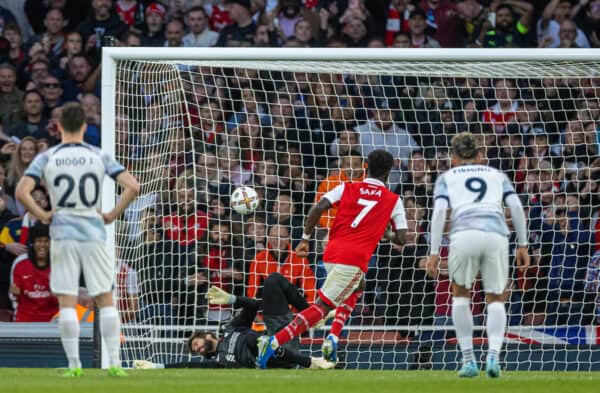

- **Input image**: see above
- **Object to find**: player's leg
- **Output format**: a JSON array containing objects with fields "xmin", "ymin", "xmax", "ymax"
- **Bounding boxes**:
[
  {"xmin": 261, "ymin": 272, "xmax": 310, "ymax": 351},
  {"xmin": 257, "ymin": 264, "xmax": 362, "ymax": 369},
  {"xmin": 50, "ymin": 240, "xmax": 83, "ymax": 376},
  {"xmin": 481, "ymin": 234, "xmax": 510, "ymax": 378},
  {"xmin": 449, "ymin": 230, "xmax": 483, "ymax": 377},
  {"xmin": 81, "ymin": 242, "xmax": 126, "ymax": 376},
  {"xmin": 323, "ymin": 277, "xmax": 366, "ymax": 363}
]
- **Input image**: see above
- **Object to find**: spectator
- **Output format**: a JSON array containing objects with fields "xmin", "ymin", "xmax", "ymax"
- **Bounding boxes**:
[
  {"xmin": 330, "ymin": 129, "xmax": 361, "ymax": 158},
  {"xmin": 138, "ymin": 2, "xmax": 167, "ymax": 46},
  {"xmin": 391, "ymin": 31, "xmax": 411, "ymax": 47},
  {"xmin": 385, "ymin": 0, "xmax": 414, "ymax": 46},
  {"xmin": 115, "ymin": 0, "xmax": 140, "ymax": 27},
  {"xmin": 80, "ymin": 93, "xmax": 101, "ymax": 146},
  {"xmin": 216, "ymin": 0, "xmax": 256, "ymax": 47},
  {"xmin": 8, "ymin": 90, "xmax": 48, "ymax": 140},
  {"xmin": 9, "ymin": 222, "xmax": 57, "ymax": 322},
  {"xmin": 58, "ymin": 32, "xmax": 83, "ymax": 71},
  {"xmin": 572, "ymin": 0, "xmax": 600, "ymax": 47},
  {"xmin": 341, "ymin": 17, "xmax": 369, "ymax": 47},
  {"xmin": 315, "ymin": 151, "xmax": 364, "ymax": 230},
  {"xmin": 242, "ymin": 216, "xmax": 267, "ymax": 270},
  {"xmin": 40, "ymin": 75, "xmax": 63, "ymax": 118},
  {"xmin": 183, "ymin": 6, "xmax": 219, "ymax": 47},
  {"xmin": 483, "ymin": 78, "xmax": 518, "ymax": 133},
  {"xmin": 267, "ymin": 192, "xmax": 304, "ymax": 246},
  {"xmin": 164, "ymin": 19, "xmax": 185, "ymax": 47},
  {"xmin": 407, "ymin": 9, "xmax": 440, "ymax": 48},
  {"xmin": 3, "ymin": 23, "xmax": 26, "ymax": 69},
  {"xmin": 28, "ymin": 8, "xmax": 66, "ymax": 61},
  {"xmin": 62, "ymin": 54, "xmax": 94, "ymax": 101},
  {"xmin": 27, "ymin": 59, "xmax": 50, "ymax": 90},
  {"xmin": 6, "ymin": 136, "xmax": 38, "ymax": 198},
  {"xmin": 418, "ymin": 0, "xmax": 464, "ymax": 47},
  {"xmin": 162, "ymin": 177, "xmax": 209, "ymax": 248},
  {"xmin": 538, "ymin": 0, "xmax": 590, "ymax": 48},
  {"xmin": 482, "ymin": 1, "xmax": 534, "ymax": 48},
  {"xmin": 200, "ymin": 220, "xmax": 243, "ymax": 322},
  {"xmin": 0, "ymin": 63, "xmax": 23, "ymax": 129},
  {"xmin": 354, "ymin": 98, "xmax": 419, "ymax": 186},
  {"xmin": 0, "ymin": 186, "xmax": 21, "ymax": 315},
  {"xmin": 77, "ymin": 0, "xmax": 129, "ymax": 47},
  {"xmin": 247, "ymin": 223, "xmax": 316, "ymax": 303}
]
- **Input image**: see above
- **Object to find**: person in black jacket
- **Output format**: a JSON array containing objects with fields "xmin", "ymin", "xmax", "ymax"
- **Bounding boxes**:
[{"xmin": 134, "ymin": 273, "xmax": 334, "ymax": 370}]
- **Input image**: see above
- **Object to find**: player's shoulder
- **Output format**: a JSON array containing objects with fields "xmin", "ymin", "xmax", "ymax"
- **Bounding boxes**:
[{"xmin": 10, "ymin": 254, "xmax": 30, "ymax": 274}]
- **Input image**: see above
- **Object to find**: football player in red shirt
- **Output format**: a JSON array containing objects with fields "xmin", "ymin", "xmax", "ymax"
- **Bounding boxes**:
[{"xmin": 256, "ymin": 150, "xmax": 408, "ymax": 369}]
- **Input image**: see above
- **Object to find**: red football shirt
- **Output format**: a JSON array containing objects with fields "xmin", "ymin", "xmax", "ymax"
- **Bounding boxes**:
[
  {"xmin": 162, "ymin": 211, "xmax": 209, "ymax": 247},
  {"xmin": 10, "ymin": 256, "xmax": 58, "ymax": 322},
  {"xmin": 322, "ymin": 178, "xmax": 407, "ymax": 272}
]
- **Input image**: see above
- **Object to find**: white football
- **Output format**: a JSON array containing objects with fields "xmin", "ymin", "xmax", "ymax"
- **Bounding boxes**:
[{"xmin": 230, "ymin": 186, "xmax": 259, "ymax": 215}]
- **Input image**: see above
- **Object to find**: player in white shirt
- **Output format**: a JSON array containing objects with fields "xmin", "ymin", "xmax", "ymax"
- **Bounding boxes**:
[
  {"xmin": 16, "ymin": 102, "xmax": 140, "ymax": 378},
  {"xmin": 426, "ymin": 132, "xmax": 530, "ymax": 378}
]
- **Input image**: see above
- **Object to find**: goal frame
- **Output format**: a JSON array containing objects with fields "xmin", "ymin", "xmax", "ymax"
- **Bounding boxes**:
[{"xmin": 100, "ymin": 47, "xmax": 600, "ymax": 369}]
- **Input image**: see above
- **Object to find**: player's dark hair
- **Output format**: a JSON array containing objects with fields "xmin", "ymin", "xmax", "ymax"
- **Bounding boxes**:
[
  {"xmin": 366, "ymin": 149, "xmax": 394, "ymax": 180},
  {"xmin": 28, "ymin": 221, "xmax": 49, "ymax": 243},
  {"xmin": 59, "ymin": 102, "xmax": 86, "ymax": 133},
  {"xmin": 187, "ymin": 331, "xmax": 214, "ymax": 353}
]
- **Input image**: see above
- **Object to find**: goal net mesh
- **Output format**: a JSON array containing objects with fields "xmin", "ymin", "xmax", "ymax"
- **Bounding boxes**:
[{"xmin": 111, "ymin": 57, "xmax": 600, "ymax": 370}]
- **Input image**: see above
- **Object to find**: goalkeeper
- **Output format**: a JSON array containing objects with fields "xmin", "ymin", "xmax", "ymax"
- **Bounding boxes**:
[{"xmin": 135, "ymin": 273, "xmax": 334, "ymax": 370}]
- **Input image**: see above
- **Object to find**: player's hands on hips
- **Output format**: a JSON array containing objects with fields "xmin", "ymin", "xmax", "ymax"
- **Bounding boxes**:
[
  {"xmin": 295, "ymin": 239, "xmax": 310, "ymax": 257},
  {"xmin": 38, "ymin": 210, "xmax": 53, "ymax": 225},
  {"xmin": 205, "ymin": 285, "xmax": 234, "ymax": 305},
  {"xmin": 516, "ymin": 246, "xmax": 530, "ymax": 271},
  {"xmin": 101, "ymin": 211, "xmax": 117, "ymax": 224},
  {"xmin": 425, "ymin": 255, "xmax": 440, "ymax": 278}
]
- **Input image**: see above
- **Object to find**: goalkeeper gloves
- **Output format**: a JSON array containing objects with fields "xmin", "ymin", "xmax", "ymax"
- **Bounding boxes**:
[
  {"xmin": 133, "ymin": 360, "xmax": 164, "ymax": 369},
  {"xmin": 205, "ymin": 286, "xmax": 235, "ymax": 305}
]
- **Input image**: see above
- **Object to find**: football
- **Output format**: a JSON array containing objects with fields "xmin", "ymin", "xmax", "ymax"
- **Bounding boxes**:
[{"xmin": 230, "ymin": 186, "xmax": 259, "ymax": 215}]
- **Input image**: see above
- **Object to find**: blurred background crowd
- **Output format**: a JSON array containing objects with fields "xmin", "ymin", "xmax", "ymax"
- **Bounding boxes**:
[{"xmin": 0, "ymin": 0, "xmax": 599, "ymax": 343}]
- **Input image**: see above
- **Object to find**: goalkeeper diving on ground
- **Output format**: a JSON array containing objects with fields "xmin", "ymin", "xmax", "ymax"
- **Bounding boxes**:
[{"xmin": 134, "ymin": 273, "xmax": 335, "ymax": 370}]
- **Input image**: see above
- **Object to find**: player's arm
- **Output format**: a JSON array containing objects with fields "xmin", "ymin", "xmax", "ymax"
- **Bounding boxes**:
[
  {"xmin": 504, "ymin": 192, "xmax": 530, "ymax": 271},
  {"xmin": 102, "ymin": 171, "xmax": 140, "ymax": 224},
  {"xmin": 206, "ymin": 286, "xmax": 261, "ymax": 329},
  {"xmin": 385, "ymin": 197, "xmax": 408, "ymax": 246},
  {"xmin": 426, "ymin": 175, "xmax": 450, "ymax": 277},
  {"xmin": 295, "ymin": 196, "xmax": 334, "ymax": 258},
  {"xmin": 15, "ymin": 176, "xmax": 52, "ymax": 224}
]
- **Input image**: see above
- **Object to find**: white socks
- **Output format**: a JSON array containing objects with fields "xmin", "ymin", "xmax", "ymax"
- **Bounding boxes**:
[
  {"xmin": 100, "ymin": 307, "xmax": 122, "ymax": 368},
  {"xmin": 486, "ymin": 302, "xmax": 506, "ymax": 361},
  {"xmin": 452, "ymin": 297, "xmax": 474, "ymax": 364},
  {"xmin": 59, "ymin": 308, "xmax": 81, "ymax": 369}
]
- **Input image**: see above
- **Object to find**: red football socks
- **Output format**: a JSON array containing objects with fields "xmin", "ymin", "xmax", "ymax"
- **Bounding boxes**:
[
  {"xmin": 330, "ymin": 291, "xmax": 362, "ymax": 337},
  {"xmin": 275, "ymin": 304, "xmax": 327, "ymax": 345}
]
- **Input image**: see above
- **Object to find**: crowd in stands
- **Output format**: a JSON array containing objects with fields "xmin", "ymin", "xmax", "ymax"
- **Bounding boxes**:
[{"xmin": 0, "ymin": 0, "xmax": 599, "ymax": 339}]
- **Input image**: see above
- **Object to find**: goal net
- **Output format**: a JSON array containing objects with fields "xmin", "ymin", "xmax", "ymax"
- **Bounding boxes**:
[{"xmin": 103, "ymin": 48, "xmax": 600, "ymax": 371}]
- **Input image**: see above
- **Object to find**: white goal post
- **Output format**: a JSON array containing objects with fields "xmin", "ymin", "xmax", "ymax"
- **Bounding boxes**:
[{"xmin": 102, "ymin": 47, "xmax": 600, "ymax": 371}]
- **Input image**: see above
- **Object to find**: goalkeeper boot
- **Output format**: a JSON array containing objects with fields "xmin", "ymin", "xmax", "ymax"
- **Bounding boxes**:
[
  {"xmin": 108, "ymin": 366, "xmax": 128, "ymax": 377},
  {"xmin": 457, "ymin": 361, "xmax": 479, "ymax": 378},
  {"xmin": 62, "ymin": 368, "xmax": 83, "ymax": 378},
  {"xmin": 256, "ymin": 336, "xmax": 277, "ymax": 369},
  {"xmin": 321, "ymin": 334, "xmax": 338, "ymax": 364},
  {"xmin": 486, "ymin": 356, "xmax": 501, "ymax": 378}
]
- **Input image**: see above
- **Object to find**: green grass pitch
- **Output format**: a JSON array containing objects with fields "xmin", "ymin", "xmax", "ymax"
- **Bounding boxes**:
[{"xmin": 3, "ymin": 368, "xmax": 599, "ymax": 393}]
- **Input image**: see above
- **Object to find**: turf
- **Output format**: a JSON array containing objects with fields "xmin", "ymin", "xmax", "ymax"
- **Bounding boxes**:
[{"xmin": 3, "ymin": 368, "xmax": 599, "ymax": 393}]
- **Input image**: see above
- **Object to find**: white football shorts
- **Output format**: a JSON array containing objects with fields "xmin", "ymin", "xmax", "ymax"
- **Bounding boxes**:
[
  {"xmin": 448, "ymin": 230, "xmax": 509, "ymax": 295},
  {"xmin": 50, "ymin": 240, "xmax": 114, "ymax": 297},
  {"xmin": 318, "ymin": 263, "xmax": 363, "ymax": 307}
]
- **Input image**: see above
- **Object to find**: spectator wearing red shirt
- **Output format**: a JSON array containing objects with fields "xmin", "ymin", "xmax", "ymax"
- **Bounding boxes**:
[
  {"xmin": 162, "ymin": 179, "xmax": 209, "ymax": 247},
  {"xmin": 418, "ymin": 0, "xmax": 464, "ymax": 47},
  {"xmin": 482, "ymin": 79, "xmax": 518, "ymax": 133},
  {"xmin": 9, "ymin": 222, "xmax": 57, "ymax": 322},
  {"xmin": 247, "ymin": 224, "xmax": 316, "ymax": 304}
]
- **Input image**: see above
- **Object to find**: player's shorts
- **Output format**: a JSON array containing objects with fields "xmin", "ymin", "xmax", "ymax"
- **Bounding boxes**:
[
  {"xmin": 50, "ymin": 240, "xmax": 113, "ymax": 297},
  {"xmin": 318, "ymin": 263, "xmax": 363, "ymax": 307},
  {"xmin": 448, "ymin": 230, "xmax": 509, "ymax": 295}
]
